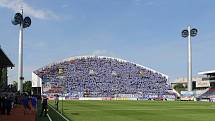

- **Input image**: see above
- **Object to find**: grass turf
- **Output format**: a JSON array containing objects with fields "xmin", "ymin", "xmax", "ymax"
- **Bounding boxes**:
[
  {"xmin": 49, "ymin": 100, "xmax": 215, "ymax": 121},
  {"xmin": 36, "ymin": 100, "xmax": 68, "ymax": 121}
]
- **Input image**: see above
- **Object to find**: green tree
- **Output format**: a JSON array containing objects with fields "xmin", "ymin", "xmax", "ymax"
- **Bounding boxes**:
[
  {"xmin": 173, "ymin": 83, "xmax": 186, "ymax": 93},
  {"xmin": 0, "ymin": 68, "xmax": 2, "ymax": 88},
  {"xmin": 23, "ymin": 81, "xmax": 32, "ymax": 94},
  {"xmin": 0, "ymin": 68, "xmax": 7, "ymax": 88},
  {"xmin": 12, "ymin": 81, "xmax": 18, "ymax": 92}
]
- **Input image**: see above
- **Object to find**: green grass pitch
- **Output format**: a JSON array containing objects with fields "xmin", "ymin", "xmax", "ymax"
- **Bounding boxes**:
[{"xmin": 48, "ymin": 100, "xmax": 215, "ymax": 121}]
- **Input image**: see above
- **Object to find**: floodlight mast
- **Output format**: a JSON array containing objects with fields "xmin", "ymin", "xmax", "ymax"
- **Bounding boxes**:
[
  {"xmin": 181, "ymin": 26, "xmax": 198, "ymax": 92},
  {"xmin": 12, "ymin": 9, "xmax": 31, "ymax": 93},
  {"xmin": 18, "ymin": 9, "xmax": 24, "ymax": 93},
  {"xmin": 187, "ymin": 26, "xmax": 192, "ymax": 92}
]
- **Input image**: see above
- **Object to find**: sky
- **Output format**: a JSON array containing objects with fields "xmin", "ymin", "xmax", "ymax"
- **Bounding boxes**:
[{"xmin": 0, "ymin": 0, "xmax": 215, "ymax": 83}]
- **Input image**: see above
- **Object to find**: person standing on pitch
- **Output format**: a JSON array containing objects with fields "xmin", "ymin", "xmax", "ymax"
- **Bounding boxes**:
[
  {"xmin": 55, "ymin": 94, "xmax": 59, "ymax": 110},
  {"xmin": 40, "ymin": 95, "xmax": 48, "ymax": 117}
]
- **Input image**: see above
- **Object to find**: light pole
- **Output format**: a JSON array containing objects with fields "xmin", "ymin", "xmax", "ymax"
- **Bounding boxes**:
[
  {"xmin": 181, "ymin": 26, "xmax": 198, "ymax": 92},
  {"xmin": 12, "ymin": 9, "xmax": 31, "ymax": 93}
]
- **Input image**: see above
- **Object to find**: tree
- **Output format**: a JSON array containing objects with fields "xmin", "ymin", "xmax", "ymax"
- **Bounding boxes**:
[
  {"xmin": 23, "ymin": 81, "xmax": 32, "ymax": 94},
  {"xmin": 12, "ymin": 81, "xmax": 18, "ymax": 89},
  {"xmin": 0, "ymin": 68, "xmax": 7, "ymax": 88},
  {"xmin": 0, "ymin": 68, "xmax": 2, "ymax": 87},
  {"xmin": 173, "ymin": 83, "xmax": 186, "ymax": 93},
  {"xmin": 12, "ymin": 81, "xmax": 18, "ymax": 92},
  {"xmin": 10, "ymin": 81, "xmax": 32, "ymax": 94}
]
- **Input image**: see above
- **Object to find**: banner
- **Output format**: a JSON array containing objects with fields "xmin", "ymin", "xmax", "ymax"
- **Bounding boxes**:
[
  {"xmin": 180, "ymin": 91, "xmax": 194, "ymax": 101},
  {"xmin": 196, "ymin": 81, "xmax": 210, "ymax": 87}
]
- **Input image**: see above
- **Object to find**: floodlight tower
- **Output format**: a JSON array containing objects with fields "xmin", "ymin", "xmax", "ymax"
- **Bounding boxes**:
[
  {"xmin": 181, "ymin": 26, "xmax": 198, "ymax": 92},
  {"xmin": 12, "ymin": 9, "xmax": 31, "ymax": 93}
]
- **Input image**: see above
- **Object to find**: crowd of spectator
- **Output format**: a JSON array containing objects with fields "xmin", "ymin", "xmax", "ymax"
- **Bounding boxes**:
[
  {"xmin": 199, "ymin": 88, "xmax": 215, "ymax": 99},
  {"xmin": 0, "ymin": 91, "xmax": 38, "ymax": 117},
  {"xmin": 0, "ymin": 92, "xmax": 14, "ymax": 115},
  {"xmin": 34, "ymin": 56, "xmax": 169, "ymax": 99}
]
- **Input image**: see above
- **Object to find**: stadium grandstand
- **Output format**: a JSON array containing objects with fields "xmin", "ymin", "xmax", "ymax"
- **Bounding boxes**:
[
  {"xmin": 0, "ymin": 47, "xmax": 14, "ymax": 90},
  {"xmin": 171, "ymin": 71, "xmax": 215, "ymax": 102},
  {"xmin": 32, "ymin": 56, "xmax": 175, "ymax": 100},
  {"xmin": 197, "ymin": 70, "xmax": 215, "ymax": 101}
]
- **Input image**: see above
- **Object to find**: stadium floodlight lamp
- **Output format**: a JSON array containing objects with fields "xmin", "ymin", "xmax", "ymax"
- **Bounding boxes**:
[
  {"xmin": 12, "ymin": 12, "xmax": 31, "ymax": 28},
  {"xmin": 12, "ymin": 9, "xmax": 31, "ymax": 93},
  {"xmin": 190, "ymin": 28, "xmax": 198, "ymax": 37},
  {"xmin": 181, "ymin": 30, "xmax": 189, "ymax": 38},
  {"xmin": 12, "ymin": 13, "xmax": 23, "ymax": 25},
  {"xmin": 181, "ymin": 26, "xmax": 198, "ymax": 92}
]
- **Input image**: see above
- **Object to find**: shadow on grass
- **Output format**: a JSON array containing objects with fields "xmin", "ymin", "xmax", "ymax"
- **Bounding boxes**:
[{"xmin": 70, "ymin": 113, "xmax": 79, "ymax": 115}]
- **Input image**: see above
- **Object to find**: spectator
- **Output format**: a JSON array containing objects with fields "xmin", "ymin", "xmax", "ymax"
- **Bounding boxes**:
[
  {"xmin": 0, "ymin": 95, "xmax": 2, "ymax": 112},
  {"xmin": 55, "ymin": 95, "xmax": 59, "ymax": 110},
  {"xmin": 5, "ymin": 95, "xmax": 12, "ymax": 115},
  {"xmin": 1, "ymin": 95, "xmax": 6, "ymax": 115},
  {"xmin": 34, "ymin": 56, "xmax": 169, "ymax": 99},
  {"xmin": 40, "ymin": 95, "xmax": 48, "ymax": 117},
  {"xmin": 31, "ymin": 95, "xmax": 37, "ymax": 112},
  {"xmin": 22, "ymin": 93, "xmax": 31, "ymax": 115}
]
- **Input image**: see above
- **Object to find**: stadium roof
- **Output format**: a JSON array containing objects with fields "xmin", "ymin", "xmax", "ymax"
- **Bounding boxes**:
[
  {"xmin": 0, "ymin": 47, "xmax": 14, "ymax": 68},
  {"xmin": 38, "ymin": 55, "xmax": 168, "ymax": 78},
  {"xmin": 198, "ymin": 70, "xmax": 215, "ymax": 75}
]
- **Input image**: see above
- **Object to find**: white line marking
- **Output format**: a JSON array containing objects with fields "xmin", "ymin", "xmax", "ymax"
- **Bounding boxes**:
[
  {"xmin": 48, "ymin": 104, "xmax": 70, "ymax": 121},
  {"xmin": 47, "ymin": 114, "xmax": 52, "ymax": 121},
  {"xmin": 66, "ymin": 107, "xmax": 215, "ymax": 111}
]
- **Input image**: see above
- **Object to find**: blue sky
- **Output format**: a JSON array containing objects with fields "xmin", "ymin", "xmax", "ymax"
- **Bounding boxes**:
[{"xmin": 0, "ymin": 0, "xmax": 215, "ymax": 83}]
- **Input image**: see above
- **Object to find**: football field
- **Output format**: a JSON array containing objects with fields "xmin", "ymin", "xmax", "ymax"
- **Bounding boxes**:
[{"xmin": 47, "ymin": 100, "xmax": 215, "ymax": 121}]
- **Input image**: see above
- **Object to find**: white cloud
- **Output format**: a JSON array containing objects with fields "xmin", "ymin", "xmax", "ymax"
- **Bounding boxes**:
[
  {"xmin": 36, "ymin": 41, "xmax": 46, "ymax": 48},
  {"xmin": 144, "ymin": 1, "xmax": 154, "ymax": 6},
  {"xmin": 61, "ymin": 4, "xmax": 70, "ymax": 9},
  {"xmin": 134, "ymin": 0, "xmax": 155, "ymax": 6},
  {"xmin": 91, "ymin": 50, "xmax": 118, "ymax": 57},
  {"xmin": 92, "ymin": 50, "xmax": 108, "ymax": 56},
  {"xmin": 0, "ymin": 0, "xmax": 58, "ymax": 20}
]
